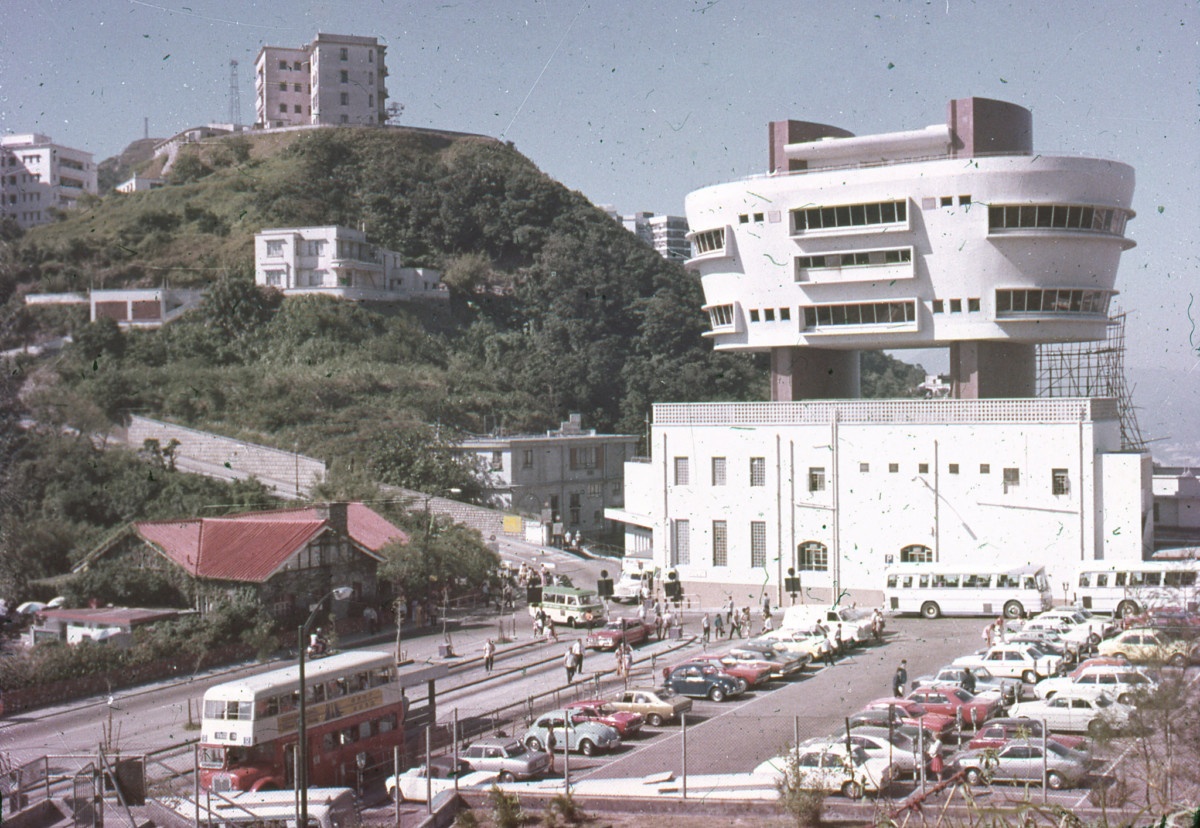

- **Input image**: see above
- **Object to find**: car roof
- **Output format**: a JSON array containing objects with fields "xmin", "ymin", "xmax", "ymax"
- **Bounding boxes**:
[{"xmin": 468, "ymin": 737, "xmax": 521, "ymax": 751}]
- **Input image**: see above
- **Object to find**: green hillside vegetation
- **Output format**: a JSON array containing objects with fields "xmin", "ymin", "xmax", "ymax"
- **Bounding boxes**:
[{"xmin": 0, "ymin": 126, "xmax": 924, "ymax": 571}]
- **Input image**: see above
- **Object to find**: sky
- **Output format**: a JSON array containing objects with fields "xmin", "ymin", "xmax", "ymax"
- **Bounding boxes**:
[{"xmin": 2, "ymin": 0, "xmax": 1197, "ymax": 437}]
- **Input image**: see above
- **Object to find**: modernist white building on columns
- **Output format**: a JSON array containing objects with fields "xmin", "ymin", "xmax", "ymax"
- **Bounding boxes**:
[{"xmin": 607, "ymin": 98, "xmax": 1152, "ymax": 607}]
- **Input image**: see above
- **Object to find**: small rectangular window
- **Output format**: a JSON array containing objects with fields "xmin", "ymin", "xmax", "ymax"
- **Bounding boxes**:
[
  {"xmin": 749, "ymin": 309, "xmax": 760, "ymax": 322},
  {"xmin": 750, "ymin": 457, "xmax": 766, "ymax": 487},
  {"xmin": 932, "ymin": 300, "xmax": 944, "ymax": 314},
  {"xmin": 968, "ymin": 297, "xmax": 981, "ymax": 312},
  {"xmin": 948, "ymin": 463, "xmax": 959, "ymax": 474},
  {"xmin": 750, "ymin": 521, "xmax": 767, "ymax": 568},
  {"xmin": 711, "ymin": 457, "xmax": 727, "ymax": 486},
  {"xmin": 959, "ymin": 195, "xmax": 971, "ymax": 206},
  {"xmin": 340, "ymin": 92, "xmax": 349, "ymax": 105},
  {"xmin": 980, "ymin": 463, "xmax": 990, "ymax": 474},
  {"xmin": 888, "ymin": 463, "xmax": 899, "ymax": 473},
  {"xmin": 1052, "ymin": 468, "xmax": 1069, "ymax": 495},
  {"xmin": 340, "ymin": 47, "xmax": 349, "ymax": 60},
  {"xmin": 941, "ymin": 196, "xmax": 954, "ymax": 207},
  {"xmin": 808, "ymin": 467, "xmax": 826, "ymax": 492},
  {"xmin": 950, "ymin": 299, "xmax": 963, "ymax": 313},
  {"xmin": 713, "ymin": 520, "xmax": 728, "ymax": 567},
  {"xmin": 673, "ymin": 456, "xmax": 690, "ymax": 486},
  {"xmin": 859, "ymin": 462, "xmax": 870, "ymax": 473},
  {"xmin": 779, "ymin": 307, "xmax": 791, "ymax": 321},
  {"xmin": 1003, "ymin": 467, "xmax": 1020, "ymax": 492},
  {"xmin": 522, "ymin": 449, "xmax": 533, "ymax": 469},
  {"xmin": 764, "ymin": 308, "xmax": 775, "ymax": 321},
  {"xmin": 918, "ymin": 463, "xmax": 929, "ymax": 474}
]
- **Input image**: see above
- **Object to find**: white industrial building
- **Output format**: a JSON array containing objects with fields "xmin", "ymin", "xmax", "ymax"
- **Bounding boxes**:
[
  {"xmin": 0, "ymin": 133, "xmax": 98, "ymax": 228},
  {"xmin": 255, "ymin": 33, "xmax": 388, "ymax": 129},
  {"xmin": 254, "ymin": 226, "xmax": 446, "ymax": 302},
  {"xmin": 608, "ymin": 98, "xmax": 1152, "ymax": 607}
]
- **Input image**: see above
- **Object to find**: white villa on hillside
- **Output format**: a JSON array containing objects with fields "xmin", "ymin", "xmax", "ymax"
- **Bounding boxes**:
[{"xmin": 254, "ymin": 226, "xmax": 446, "ymax": 302}]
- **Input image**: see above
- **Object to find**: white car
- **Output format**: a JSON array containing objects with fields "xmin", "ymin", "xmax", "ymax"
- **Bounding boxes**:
[
  {"xmin": 386, "ymin": 758, "xmax": 498, "ymax": 802},
  {"xmin": 1034, "ymin": 665, "xmax": 1156, "ymax": 703},
  {"xmin": 953, "ymin": 644, "xmax": 1063, "ymax": 684},
  {"xmin": 754, "ymin": 627, "xmax": 828, "ymax": 659},
  {"xmin": 754, "ymin": 742, "xmax": 893, "ymax": 799},
  {"xmin": 1008, "ymin": 691, "xmax": 1131, "ymax": 735},
  {"xmin": 781, "ymin": 605, "xmax": 873, "ymax": 644}
]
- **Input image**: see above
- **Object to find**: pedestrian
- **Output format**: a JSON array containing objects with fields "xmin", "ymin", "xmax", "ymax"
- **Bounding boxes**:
[
  {"xmin": 363, "ymin": 605, "xmax": 378, "ymax": 635},
  {"xmin": 871, "ymin": 608, "xmax": 884, "ymax": 642},
  {"xmin": 701, "ymin": 612, "xmax": 711, "ymax": 645},
  {"xmin": 564, "ymin": 647, "xmax": 577, "ymax": 682},
  {"xmin": 714, "ymin": 613, "xmax": 725, "ymax": 639},
  {"xmin": 761, "ymin": 593, "xmax": 771, "ymax": 618},
  {"xmin": 484, "ymin": 638, "xmax": 496, "ymax": 674},
  {"xmin": 663, "ymin": 608, "xmax": 675, "ymax": 637},
  {"xmin": 725, "ymin": 595, "xmax": 736, "ymax": 626},
  {"xmin": 820, "ymin": 636, "xmax": 834, "ymax": 668},
  {"xmin": 893, "ymin": 660, "xmax": 908, "ymax": 697},
  {"xmin": 545, "ymin": 729, "xmax": 556, "ymax": 774},
  {"xmin": 571, "ymin": 638, "xmax": 585, "ymax": 673},
  {"xmin": 983, "ymin": 621, "xmax": 994, "ymax": 648},
  {"xmin": 637, "ymin": 601, "xmax": 647, "ymax": 624},
  {"xmin": 741, "ymin": 607, "xmax": 751, "ymax": 635},
  {"xmin": 961, "ymin": 667, "xmax": 976, "ymax": 695},
  {"xmin": 655, "ymin": 611, "xmax": 664, "ymax": 640},
  {"xmin": 834, "ymin": 623, "xmax": 844, "ymax": 657},
  {"xmin": 547, "ymin": 617, "xmax": 558, "ymax": 642},
  {"xmin": 761, "ymin": 613, "xmax": 773, "ymax": 635},
  {"xmin": 929, "ymin": 747, "xmax": 945, "ymax": 780}
]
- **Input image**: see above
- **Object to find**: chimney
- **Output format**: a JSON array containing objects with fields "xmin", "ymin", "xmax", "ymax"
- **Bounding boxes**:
[{"xmin": 317, "ymin": 502, "xmax": 350, "ymax": 540}]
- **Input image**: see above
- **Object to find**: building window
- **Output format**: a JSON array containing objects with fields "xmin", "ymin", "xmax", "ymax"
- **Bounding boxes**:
[
  {"xmin": 673, "ymin": 457, "xmax": 690, "ymax": 486},
  {"xmin": 279, "ymin": 82, "xmax": 287, "ymax": 91},
  {"xmin": 802, "ymin": 300, "xmax": 916, "ymax": 329},
  {"xmin": 340, "ymin": 92, "xmax": 349, "ymax": 106},
  {"xmin": 948, "ymin": 463, "xmax": 959, "ymax": 474},
  {"xmin": 691, "ymin": 228, "xmax": 725, "ymax": 255},
  {"xmin": 918, "ymin": 463, "xmax": 929, "ymax": 474},
  {"xmin": 988, "ymin": 203, "xmax": 1128, "ymax": 236},
  {"xmin": 901, "ymin": 544, "xmax": 933, "ymax": 563},
  {"xmin": 279, "ymin": 104, "xmax": 287, "ymax": 114},
  {"xmin": 522, "ymin": 449, "xmax": 533, "ymax": 469},
  {"xmin": 888, "ymin": 463, "xmax": 899, "ymax": 473},
  {"xmin": 1003, "ymin": 467, "xmax": 1020, "ymax": 492},
  {"xmin": 996, "ymin": 287, "xmax": 1112, "ymax": 317},
  {"xmin": 1052, "ymin": 468, "xmax": 1070, "ymax": 495},
  {"xmin": 932, "ymin": 300, "xmax": 944, "ymax": 314},
  {"xmin": 796, "ymin": 248, "xmax": 911, "ymax": 274},
  {"xmin": 711, "ymin": 457, "xmax": 727, "ymax": 486},
  {"xmin": 949, "ymin": 299, "xmax": 962, "ymax": 313},
  {"xmin": 749, "ymin": 457, "xmax": 766, "ymax": 487},
  {"xmin": 671, "ymin": 519, "xmax": 690, "ymax": 566},
  {"xmin": 279, "ymin": 60, "xmax": 288, "ymax": 70},
  {"xmin": 799, "ymin": 541, "xmax": 828, "ymax": 571},
  {"xmin": 707, "ymin": 304, "xmax": 734, "ymax": 329},
  {"xmin": 749, "ymin": 309, "xmax": 760, "ymax": 322},
  {"xmin": 489, "ymin": 451, "xmax": 503, "ymax": 471},
  {"xmin": 859, "ymin": 462, "xmax": 869, "ymax": 473},
  {"xmin": 265, "ymin": 239, "xmax": 285, "ymax": 256},
  {"xmin": 569, "ymin": 447, "xmax": 598, "ymax": 469},
  {"xmin": 293, "ymin": 104, "xmax": 302, "ymax": 113},
  {"xmin": 779, "ymin": 307, "xmax": 791, "ymax": 321},
  {"xmin": 751, "ymin": 522, "xmax": 767, "ymax": 568},
  {"xmin": 968, "ymin": 297, "xmax": 980, "ymax": 312},
  {"xmin": 713, "ymin": 521, "xmax": 728, "ymax": 567},
  {"xmin": 792, "ymin": 199, "xmax": 907, "ymax": 233},
  {"xmin": 980, "ymin": 463, "xmax": 990, "ymax": 474},
  {"xmin": 587, "ymin": 482, "xmax": 601, "ymax": 497},
  {"xmin": 340, "ymin": 70, "xmax": 349, "ymax": 83},
  {"xmin": 764, "ymin": 308, "xmax": 775, "ymax": 321},
  {"xmin": 339, "ymin": 47, "xmax": 349, "ymax": 60},
  {"xmin": 808, "ymin": 467, "xmax": 826, "ymax": 492}
]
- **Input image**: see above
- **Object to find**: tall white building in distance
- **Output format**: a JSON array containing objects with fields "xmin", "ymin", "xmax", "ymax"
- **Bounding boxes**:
[
  {"xmin": 606, "ymin": 209, "xmax": 691, "ymax": 263},
  {"xmin": 608, "ymin": 98, "xmax": 1151, "ymax": 608},
  {"xmin": 0, "ymin": 134, "xmax": 98, "ymax": 229},
  {"xmin": 255, "ymin": 33, "xmax": 388, "ymax": 129}
]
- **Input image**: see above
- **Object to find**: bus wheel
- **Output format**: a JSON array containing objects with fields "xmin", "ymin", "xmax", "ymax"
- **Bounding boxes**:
[
  {"xmin": 921, "ymin": 602, "xmax": 941, "ymax": 619},
  {"xmin": 1116, "ymin": 600, "xmax": 1138, "ymax": 619},
  {"xmin": 566, "ymin": 617, "xmax": 577, "ymax": 628},
  {"xmin": 1003, "ymin": 600, "xmax": 1023, "ymax": 619}
]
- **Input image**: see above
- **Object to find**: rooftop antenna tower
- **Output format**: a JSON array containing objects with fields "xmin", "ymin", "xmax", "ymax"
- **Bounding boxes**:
[
  {"xmin": 1036, "ymin": 311, "xmax": 1147, "ymax": 452},
  {"xmin": 228, "ymin": 59, "xmax": 241, "ymax": 127}
]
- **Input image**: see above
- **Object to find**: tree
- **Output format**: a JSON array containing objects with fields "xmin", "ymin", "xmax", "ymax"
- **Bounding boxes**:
[
  {"xmin": 379, "ymin": 515, "xmax": 498, "ymax": 607},
  {"xmin": 366, "ymin": 425, "xmax": 481, "ymax": 501}
]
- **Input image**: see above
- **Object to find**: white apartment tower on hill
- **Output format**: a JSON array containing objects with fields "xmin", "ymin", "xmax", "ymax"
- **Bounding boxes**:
[
  {"xmin": 607, "ymin": 98, "xmax": 1151, "ymax": 608},
  {"xmin": 255, "ymin": 33, "xmax": 388, "ymax": 129},
  {"xmin": 0, "ymin": 134, "xmax": 98, "ymax": 229}
]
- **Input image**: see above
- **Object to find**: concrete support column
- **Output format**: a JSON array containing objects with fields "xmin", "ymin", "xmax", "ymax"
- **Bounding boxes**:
[
  {"xmin": 770, "ymin": 347, "xmax": 861, "ymax": 400},
  {"xmin": 949, "ymin": 341, "xmax": 1036, "ymax": 399}
]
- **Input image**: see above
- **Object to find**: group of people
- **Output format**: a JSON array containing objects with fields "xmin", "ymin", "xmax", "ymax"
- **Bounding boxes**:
[
  {"xmin": 563, "ymin": 639, "xmax": 586, "ymax": 682},
  {"xmin": 532, "ymin": 607, "xmax": 558, "ymax": 641}
]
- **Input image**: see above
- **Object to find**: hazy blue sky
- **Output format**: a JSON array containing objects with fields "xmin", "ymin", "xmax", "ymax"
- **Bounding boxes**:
[{"xmin": 2, "ymin": 1, "xmax": 1196, "ymax": 383}]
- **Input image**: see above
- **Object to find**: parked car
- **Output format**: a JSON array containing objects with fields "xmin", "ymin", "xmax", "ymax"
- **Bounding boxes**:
[
  {"xmin": 859, "ymin": 698, "xmax": 956, "ymax": 738},
  {"xmin": 612, "ymin": 568, "xmax": 656, "ymax": 603},
  {"xmin": 1097, "ymin": 627, "xmax": 1191, "ymax": 666},
  {"xmin": 752, "ymin": 628, "xmax": 827, "ymax": 659},
  {"xmin": 953, "ymin": 644, "xmax": 1064, "ymax": 684},
  {"xmin": 682, "ymin": 654, "xmax": 774, "ymax": 687},
  {"xmin": 754, "ymin": 743, "xmax": 893, "ymax": 799},
  {"xmin": 906, "ymin": 686, "xmax": 1002, "ymax": 726},
  {"xmin": 460, "ymin": 738, "xmax": 550, "ymax": 782},
  {"xmin": 1007, "ymin": 691, "xmax": 1132, "ymax": 735},
  {"xmin": 966, "ymin": 718, "xmax": 1090, "ymax": 756},
  {"xmin": 727, "ymin": 644, "xmax": 809, "ymax": 678},
  {"xmin": 911, "ymin": 665, "xmax": 1019, "ymax": 705},
  {"xmin": 665, "ymin": 663, "xmax": 745, "ymax": 702},
  {"xmin": 609, "ymin": 687, "xmax": 692, "ymax": 726},
  {"xmin": 951, "ymin": 739, "xmax": 1089, "ymax": 789},
  {"xmin": 521, "ymin": 710, "xmax": 620, "ymax": 756},
  {"xmin": 386, "ymin": 757, "xmax": 497, "ymax": 802},
  {"xmin": 564, "ymin": 700, "xmax": 644, "ymax": 738},
  {"xmin": 585, "ymin": 617, "xmax": 654, "ymax": 650},
  {"xmin": 781, "ymin": 605, "xmax": 874, "ymax": 645},
  {"xmin": 1034, "ymin": 664, "xmax": 1157, "ymax": 703},
  {"xmin": 832, "ymin": 726, "xmax": 927, "ymax": 778}
]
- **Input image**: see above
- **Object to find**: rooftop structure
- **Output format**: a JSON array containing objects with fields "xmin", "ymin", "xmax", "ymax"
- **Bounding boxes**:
[{"xmin": 684, "ymin": 98, "xmax": 1136, "ymax": 400}]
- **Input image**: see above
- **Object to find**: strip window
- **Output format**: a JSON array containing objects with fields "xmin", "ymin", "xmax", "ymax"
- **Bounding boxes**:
[
  {"xmin": 692, "ymin": 228, "xmax": 726, "ymax": 255},
  {"xmin": 708, "ymin": 304, "xmax": 734, "ymax": 328},
  {"xmin": 802, "ymin": 301, "xmax": 916, "ymax": 328},
  {"xmin": 792, "ymin": 200, "xmax": 907, "ymax": 233},
  {"xmin": 988, "ymin": 204, "xmax": 1128, "ymax": 236},
  {"xmin": 996, "ymin": 288, "xmax": 1111, "ymax": 316}
]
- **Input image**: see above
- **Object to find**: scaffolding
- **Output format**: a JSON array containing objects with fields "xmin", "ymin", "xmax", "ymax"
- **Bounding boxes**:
[{"xmin": 1036, "ymin": 311, "xmax": 1147, "ymax": 452}]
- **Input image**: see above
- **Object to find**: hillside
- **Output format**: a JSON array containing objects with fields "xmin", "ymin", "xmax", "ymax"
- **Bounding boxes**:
[{"xmin": 1, "ymin": 125, "xmax": 922, "ymax": 486}]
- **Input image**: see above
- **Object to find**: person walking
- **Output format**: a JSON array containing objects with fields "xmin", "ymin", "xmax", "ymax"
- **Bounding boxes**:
[
  {"xmin": 571, "ymin": 638, "xmax": 585, "ymax": 674},
  {"xmin": 545, "ymin": 729, "xmax": 557, "ymax": 774},
  {"xmin": 564, "ymin": 647, "xmax": 577, "ymax": 682},
  {"xmin": 701, "ymin": 612, "xmax": 711, "ymax": 646},
  {"xmin": 655, "ymin": 611, "xmax": 664, "ymax": 640},
  {"xmin": 547, "ymin": 617, "xmax": 558, "ymax": 642},
  {"xmin": 820, "ymin": 635, "xmax": 835, "ymax": 668},
  {"xmin": 893, "ymin": 660, "xmax": 909, "ymax": 697},
  {"xmin": 871, "ymin": 608, "xmax": 884, "ymax": 642},
  {"xmin": 484, "ymin": 638, "xmax": 496, "ymax": 674},
  {"xmin": 713, "ymin": 613, "xmax": 725, "ymax": 639},
  {"xmin": 834, "ymin": 623, "xmax": 844, "ymax": 658},
  {"xmin": 725, "ymin": 595, "xmax": 736, "ymax": 626},
  {"xmin": 761, "ymin": 612, "xmax": 773, "ymax": 635}
]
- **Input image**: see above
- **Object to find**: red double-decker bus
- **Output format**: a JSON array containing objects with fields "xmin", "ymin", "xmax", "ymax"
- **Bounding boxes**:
[{"xmin": 199, "ymin": 651, "xmax": 405, "ymax": 792}]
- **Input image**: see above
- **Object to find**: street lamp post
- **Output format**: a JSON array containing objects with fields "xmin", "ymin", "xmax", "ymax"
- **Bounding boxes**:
[{"xmin": 297, "ymin": 585, "xmax": 353, "ymax": 828}]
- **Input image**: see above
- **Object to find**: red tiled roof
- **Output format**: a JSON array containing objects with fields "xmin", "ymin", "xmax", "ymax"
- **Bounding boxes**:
[{"xmin": 134, "ymin": 502, "xmax": 407, "ymax": 584}]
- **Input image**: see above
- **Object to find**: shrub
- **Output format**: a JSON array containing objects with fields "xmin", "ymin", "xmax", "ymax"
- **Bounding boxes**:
[
  {"xmin": 489, "ymin": 785, "xmax": 523, "ymax": 828},
  {"xmin": 774, "ymin": 750, "xmax": 827, "ymax": 827}
]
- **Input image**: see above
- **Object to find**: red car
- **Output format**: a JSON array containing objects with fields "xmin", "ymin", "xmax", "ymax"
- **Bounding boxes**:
[
  {"xmin": 585, "ymin": 617, "xmax": 654, "ymax": 651},
  {"xmin": 564, "ymin": 699, "xmax": 644, "ymax": 738},
  {"xmin": 683, "ymin": 654, "xmax": 773, "ymax": 688},
  {"xmin": 967, "ymin": 717, "xmax": 1090, "ymax": 755},
  {"xmin": 907, "ymin": 686, "xmax": 1001, "ymax": 726},
  {"xmin": 861, "ymin": 698, "xmax": 956, "ymax": 737}
]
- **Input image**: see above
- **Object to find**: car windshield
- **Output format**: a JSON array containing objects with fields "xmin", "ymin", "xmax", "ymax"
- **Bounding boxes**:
[
  {"xmin": 1046, "ymin": 741, "xmax": 1074, "ymax": 758},
  {"xmin": 1094, "ymin": 695, "xmax": 1112, "ymax": 708},
  {"xmin": 1024, "ymin": 646, "xmax": 1046, "ymax": 658}
]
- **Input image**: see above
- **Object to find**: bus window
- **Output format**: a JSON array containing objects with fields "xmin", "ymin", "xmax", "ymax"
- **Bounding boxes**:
[
  {"xmin": 1095, "ymin": 573, "xmax": 1108, "ymax": 587},
  {"xmin": 1143, "ymin": 572, "xmax": 1161, "ymax": 587},
  {"xmin": 1115, "ymin": 573, "xmax": 1127, "ymax": 587},
  {"xmin": 902, "ymin": 575, "xmax": 913, "ymax": 588},
  {"xmin": 918, "ymin": 574, "xmax": 929, "ymax": 588},
  {"xmin": 1023, "ymin": 576, "xmax": 1036, "ymax": 591},
  {"xmin": 943, "ymin": 574, "xmax": 960, "ymax": 588},
  {"xmin": 371, "ymin": 668, "xmax": 391, "ymax": 687},
  {"xmin": 333, "ymin": 678, "xmax": 348, "ymax": 697},
  {"xmin": 340, "ymin": 727, "xmax": 357, "ymax": 745},
  {"xmin": 1128, "ymin": 572, "xmax": 1143, "ymax": 586},
  {"xmin": 996, "ymin": 574, "xmax": 1016, "ymax": 588},
  {"xmin": 311, "ymin": 683, "xmax": 326, "ymax": 703},
  {"xmin": 200, "ymin": 747, "xmax": 226, "ymax": 768},
  {"xmin": 352, "ymin": 672, "xmax": 369, "ymax": 692},
  {"xmin": 264, "ymin": 696, "xmax": 280, "ymax": 716},
  {"xmin": 887, "ymin": 575, "xmax": 898, "ymax": 588},
  {"xmin": 933, "ymin": 575, "xmax": 945, "ymax": 587}
]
